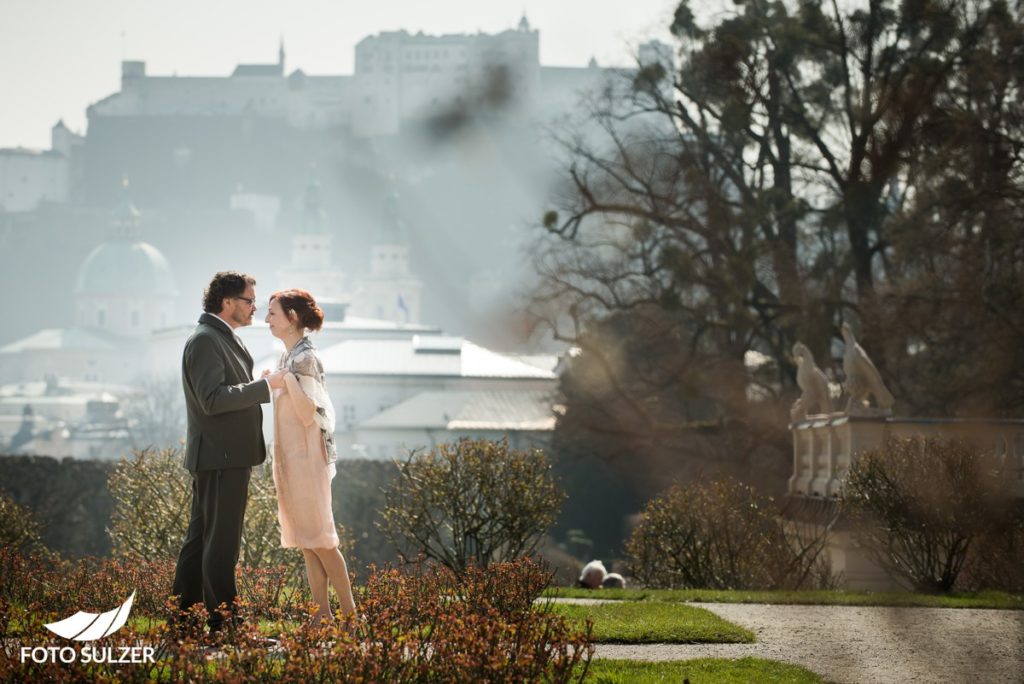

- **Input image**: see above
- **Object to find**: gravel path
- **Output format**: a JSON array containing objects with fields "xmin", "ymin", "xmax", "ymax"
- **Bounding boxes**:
[{"xmin": 583, "ymin": 601, "xmax": 1024, "ymax": 683}]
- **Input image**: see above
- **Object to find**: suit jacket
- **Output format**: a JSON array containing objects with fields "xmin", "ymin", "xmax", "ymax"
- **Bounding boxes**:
[{"xmin": 181, "ymin": 313, "xmax": 270, "ymax": 472}]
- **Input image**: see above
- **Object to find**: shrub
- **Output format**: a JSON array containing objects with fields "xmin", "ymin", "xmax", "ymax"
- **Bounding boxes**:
[
  {"xmin": 0, "ymin": 501, "xmax": 49, "ymax": 631},
  {"xmin": 1, "ymin": 454, "xmax": 384, "ymax": 572},
  {"xmin": 0, "ymin": 553, "xmax": 593, "ymax": 683},
  {"xmin": 0, "ymin": 545, "xmax": 313, "ymax": 630},
  {"xmin": 842, "ymin": 437, "xmax": 1017, "ymax": 592},
  {"xmin": 959, "ymin": 515, "xmax": 1024, "ymax": 593},
  {"xmin": 626, "ymin": 478, "xmax": 835, "ymax": 589},
  {"xmin": 378, "ymin": 438, "xmax": 565, "ymax": 574},
  {"xmin": 107, "ymin": 448, "xmax": 191, "ymax": 560},
  {"xmin": 108, "ymin": 447, "xmax": 350, "ymax": 575},
  {"xmin": 0, "ymin": 490, "xmax": 42, "ymax": 553}
]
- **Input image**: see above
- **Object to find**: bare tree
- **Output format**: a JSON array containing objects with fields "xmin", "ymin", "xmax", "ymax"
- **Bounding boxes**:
[
  {"xmin": 123, "ymin": 374, "xmax": 186, "ymax": 451},
  {"xmin": 530, "ymin": 0, "xmax": 1024, "ymax": 503}
]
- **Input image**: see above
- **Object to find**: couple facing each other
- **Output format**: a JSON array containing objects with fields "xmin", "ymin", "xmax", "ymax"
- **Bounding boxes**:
[{"xmin": 172, "ymin": 270, "xmax": 356, "ymax": 632}]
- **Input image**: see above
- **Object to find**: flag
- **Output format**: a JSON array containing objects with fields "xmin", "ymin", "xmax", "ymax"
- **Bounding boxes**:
[{"xmin": 397, "ymin": 294, "xmax": 409, "ymax": 322}]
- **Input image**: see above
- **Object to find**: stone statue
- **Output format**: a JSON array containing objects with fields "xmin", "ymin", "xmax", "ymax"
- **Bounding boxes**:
[
  {"xmin": 791, "ymin": 342, "xmax": 832, "ymax": 421},
  {"xmin": 841, "ymin": 323, "xmax": 894, "ymax": 414}
]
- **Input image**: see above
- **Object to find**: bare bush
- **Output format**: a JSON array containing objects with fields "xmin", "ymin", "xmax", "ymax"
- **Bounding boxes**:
[
  {"xmin": 626, "ymin": 478, "xmax": 836, "ymax": 589},
  {"xmin": 842, "ymin": 437, "xmax": 1016, "ymax": 592},
  {"xmin": 378, "ymin": 438, "xmax": 565, "ymax": 574},
  {"xmin": 960, "ymin": 517, "xmax": 1024, "ymax": 593},
  {"xmin": 108, "ymin": 448, "xmax": 347, "ymax": 573}
]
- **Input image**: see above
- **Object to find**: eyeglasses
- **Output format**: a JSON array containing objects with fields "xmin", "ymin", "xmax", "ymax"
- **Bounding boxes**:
[{"xmin": 234, "ymin": 296, "xmax": 257, "ymax": 308}]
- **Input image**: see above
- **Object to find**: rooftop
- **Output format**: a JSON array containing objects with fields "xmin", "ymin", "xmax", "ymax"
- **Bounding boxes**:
[
  {"xmin": 312, "ymin": 337, "xmax": 557, "ymax": 379},
  {"xmin": 358, "ymin": 389, "xmax": 556, "ymax": 431},
  {"xmin": 0, "ymin": 328, "xmax": 128, "ymax": 354}
]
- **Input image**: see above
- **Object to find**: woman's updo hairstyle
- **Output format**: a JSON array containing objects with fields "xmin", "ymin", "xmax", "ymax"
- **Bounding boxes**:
[{"xmin": 270, "ymin": 289, "xmax": 325, "ymax": 332}]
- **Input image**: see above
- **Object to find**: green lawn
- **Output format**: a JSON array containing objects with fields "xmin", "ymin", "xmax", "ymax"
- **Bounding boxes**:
[
  {"xmin": 137, "ymin": 603, "xmax": 755, "ymax": 646},
  {"xmin": 546, "ymin": 587, "xmax": 1024, "ymax": 610},
  {"xmin": 581, "ymin": 657, "xmax": 825, "ymax": 683},
  {"xmin": 549, "ymin": 601, "xmax": 754, "ymax": 644}
]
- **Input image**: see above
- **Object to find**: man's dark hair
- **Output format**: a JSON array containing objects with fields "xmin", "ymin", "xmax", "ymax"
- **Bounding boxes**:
[{"xmin": 202, "ymin": 271, "xmax": 256, "ymax": 313}]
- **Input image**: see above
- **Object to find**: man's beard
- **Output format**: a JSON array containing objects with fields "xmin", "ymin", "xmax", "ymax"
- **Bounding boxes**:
[{"xmin": 232, "ymin": 309, "xmax": 251, "ymax": 327}]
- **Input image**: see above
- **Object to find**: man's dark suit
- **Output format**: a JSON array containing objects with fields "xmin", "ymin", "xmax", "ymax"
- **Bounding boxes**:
[{"xmin": 172, "ymin": 312, "xmax": 270, "ymax": 629}]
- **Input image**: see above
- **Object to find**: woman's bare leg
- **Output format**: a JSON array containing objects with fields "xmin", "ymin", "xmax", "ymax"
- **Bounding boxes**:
[
  {"xmin": 301, "ymin": 548, "xmax": 331, "ymax": 621},
  {"xmin": 312, "ymin": 547, "xmax": 357, "ymax": 618}
]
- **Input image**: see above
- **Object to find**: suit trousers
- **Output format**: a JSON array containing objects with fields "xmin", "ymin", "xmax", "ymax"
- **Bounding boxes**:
[{"xmin": 172, "ymin": 466, "xmax": 251, "ymax": 628}]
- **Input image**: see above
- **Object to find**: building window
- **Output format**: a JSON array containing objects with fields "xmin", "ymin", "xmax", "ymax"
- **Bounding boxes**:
[{"xmin": 343, "ymin": 405, "xmax": 356, "ymax": 424}]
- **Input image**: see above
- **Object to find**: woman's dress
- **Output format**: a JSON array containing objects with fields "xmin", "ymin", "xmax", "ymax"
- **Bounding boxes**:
[{"xmin": 271, "ymin": 337, "xmax": 339, "ymax": 549}]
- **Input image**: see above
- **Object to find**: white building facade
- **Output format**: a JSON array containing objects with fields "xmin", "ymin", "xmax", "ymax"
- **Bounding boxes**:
[
  {"xmin": 0, "ymin": 149, "xmax": 68, "ymax": 213},
  {"xmin": 254, "ymin": 334, "xmax": 558, "ymax": 461}
]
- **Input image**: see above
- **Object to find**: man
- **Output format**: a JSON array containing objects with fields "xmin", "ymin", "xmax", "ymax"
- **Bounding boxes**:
[{"xmin": 172, "ymin": 271, "xmax": 285, "ymax": 632}]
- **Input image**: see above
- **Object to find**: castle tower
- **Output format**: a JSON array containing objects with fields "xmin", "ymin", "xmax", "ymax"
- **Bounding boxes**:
[
  {"xmin": 276, "ymin": 175, "xmax": 348, "ymax": 304},
  {"xmin": 350, "ymin": 179, "xmax": 423, "ymax": 324}
]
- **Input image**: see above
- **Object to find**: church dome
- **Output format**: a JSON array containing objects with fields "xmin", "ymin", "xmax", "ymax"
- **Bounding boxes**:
[{"xmin": 75, "ymin": 240, "xmax": 178, "ymax": 297}]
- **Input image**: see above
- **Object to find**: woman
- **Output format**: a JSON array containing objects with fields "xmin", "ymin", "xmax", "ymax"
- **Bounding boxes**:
[{"xmin": 263, "ymin": 289, "xmax": 356, "ymax": 623}]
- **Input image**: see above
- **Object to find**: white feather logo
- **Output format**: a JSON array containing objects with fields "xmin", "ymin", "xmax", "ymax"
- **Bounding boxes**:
[{"xmin": 43, "ymin": 591, "xmax": 136, "ymax": 641}]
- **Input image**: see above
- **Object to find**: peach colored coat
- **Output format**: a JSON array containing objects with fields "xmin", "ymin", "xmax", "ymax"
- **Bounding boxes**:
[{"xmin": 271, "ymin": 370, "xmax": 339, "ymax": 549}]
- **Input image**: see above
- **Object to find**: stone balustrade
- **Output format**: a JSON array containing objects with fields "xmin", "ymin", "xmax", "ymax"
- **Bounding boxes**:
[{"xmin": 788, "ymin": 414, "xmax": 1024, "ymax": 499}]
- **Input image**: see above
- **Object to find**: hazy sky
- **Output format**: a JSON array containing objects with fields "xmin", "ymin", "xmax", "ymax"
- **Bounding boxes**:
[{"xmin": 0, "ymin": 0, "xmax": 679, "ymax": 150}]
